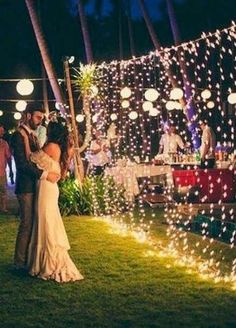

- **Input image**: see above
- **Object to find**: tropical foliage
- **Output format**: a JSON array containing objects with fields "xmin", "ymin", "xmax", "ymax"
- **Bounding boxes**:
[
  {"xmin": 72, "ymin": 63, "xmax": 101, "ymax": 96},
  {"xmin": 58, "ymin": 175, "xmax": 127, "ymax": 216}
]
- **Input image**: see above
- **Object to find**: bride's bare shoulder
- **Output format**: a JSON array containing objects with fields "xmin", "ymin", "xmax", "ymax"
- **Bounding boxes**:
[{"xmin": 43, "ymin": 142, "xmax": 61, "ymax": 162}]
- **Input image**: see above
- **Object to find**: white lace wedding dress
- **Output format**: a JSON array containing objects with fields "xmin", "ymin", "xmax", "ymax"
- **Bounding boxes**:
[{"xmin": 27, "ymin": 150, "xmax": 84, "ymax": 283}]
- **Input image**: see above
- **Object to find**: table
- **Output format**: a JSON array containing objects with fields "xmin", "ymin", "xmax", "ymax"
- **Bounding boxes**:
[
  {"xmin": 105, "ymin": 163, "xmax": 172, "ymax": 201},
  {"xmin": 172, "ymin": 168, "xmax": 236, "ymax": 203}
]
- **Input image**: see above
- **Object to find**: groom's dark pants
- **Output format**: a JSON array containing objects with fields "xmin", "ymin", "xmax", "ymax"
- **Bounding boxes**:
[{"xmin": 14, "ymin": 193, "xmax": 35, "ymax": 268}]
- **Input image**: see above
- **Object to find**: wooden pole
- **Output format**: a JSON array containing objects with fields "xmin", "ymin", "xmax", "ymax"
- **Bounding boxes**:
[{"xmin": 64, "ymin": 59, "xmax": 84, "ymax": 183}]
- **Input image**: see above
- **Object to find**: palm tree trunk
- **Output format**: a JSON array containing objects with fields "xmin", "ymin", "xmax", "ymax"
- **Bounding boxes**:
[
  {"xmin": 166, "ymin": 0, "xmax": 199, "ymax": 147},
  {"xmin": 25, "ymin": 0, "xmax": 65, "ymax": 109},
  {"xmin": 118, "ymin": 0, "xmax": 124, "ymax": 60},
  {"xmin": 77, "ymin": 0, "xmax": 94, "ymax": 63},
  {"xmin": 41, "ymin": 64, "xmax": 49, "ymax": 116},
  {"xmin": 126, "ymin": 0, "xmax": 135, "ymax": 57},
  {"xmin": 37, "ymin": 0, "xmax": 49, "ymax": 116},
  {"xmin": 125, "ymin": 1, "xmax": 148, "ymax": 152},
  {"xmin": 138, "ymin": 0, "xmax": 178, "ymax": 89}
]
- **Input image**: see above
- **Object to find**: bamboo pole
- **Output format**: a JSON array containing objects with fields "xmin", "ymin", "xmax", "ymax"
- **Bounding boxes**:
[{"xmin": 64, "ymin": 59, "xmax": 84, "ymax": 183}]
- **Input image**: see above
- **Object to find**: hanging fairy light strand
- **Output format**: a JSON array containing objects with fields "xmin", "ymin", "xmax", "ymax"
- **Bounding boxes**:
[{"xmin": 85, "ymin": 21, "xmax": 236, "ymax": 288}]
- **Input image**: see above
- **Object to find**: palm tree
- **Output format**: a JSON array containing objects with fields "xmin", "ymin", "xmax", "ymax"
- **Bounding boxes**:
[
  {"xmin": 139, "ymin": 0, "xmax": 199, "ymax": 146},
  {"xmin": 125, "ymin": 0, "xmax": 136, "ymax": 57},
  {"xmin": 138, "ymin": 0, "xmax": 178, "ymax": 89},
  {"xmin": 77, "ymin": 0, "xmax": 94, "ymax": 63},
  {"xmin": 166, "ymin": 0, "xmax": 199, "ymax": 147},
  {"xmin": 118, "ymin": 0, "xmax": 124, "ymax": 60},
  {"xmin": 25, "ymin": 0, "xmax": 64, "ymax": 110}
]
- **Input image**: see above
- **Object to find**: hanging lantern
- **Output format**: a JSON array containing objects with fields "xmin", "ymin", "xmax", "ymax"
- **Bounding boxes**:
[
  {"xmin": 14, "ymin": 112, "xmax": 22, "ymax": 120},
  {"xmin": 16, "ymin": 79, "xmax": 34, "ymax": 96},
  {"xmin": 207, "ymin": 101, "xmax": 215, "ymax": 109},
  {"xmin": 15, "ymin": 100, "xmax": 27, "ymax": 112},
  {"xmin": 149, "ymin": 108, "xmax": 160, "ymax": 117},
  {"xmin": 120, "ymin": 87, "xmax": 132, "ymax": 99},
  {"xmin": 55, "ymin": 102, "xmax": 62, "ymax": 110},
  {"xmin": 76, "ymin": 114, "xmax": 85, "ymax": 123},
  {"xmin": 227, "ymin": 92, "xmax": 236, "ymax": 105},
  {"xmin": 170, "ymin": 88, "xmax": 184, "ymax": 100},
  {"xmin": 166, "ymin": 101, "xmax": 176, "ymax": 111},
  {"xmin": 128, "ymin": 111, "xmax": 138, "ymax": 120},
  {"xmin": 110, "ymin": 113, "xmax": 118, "ymax": 121},
  {"xmin": 142, "ymin": 101, "xmax": 153, "ymax": 112},
  {"xmin": 144, "ymin": 88, "xmax": 159, "ymax": 102},
  {"xmin": 0, "ymin": 110, "xmax": 3, "ymax": 116},
  {"xmin": 174, "ymin": 101, "xmax": 182, "ymax": 110},
  {"xmin": 201, "ymin": 89, "xmax": 211, "ymax": 100},
  {"xmin": 121, "ymin": 100, "xmax": 130, "ymax": 108}
]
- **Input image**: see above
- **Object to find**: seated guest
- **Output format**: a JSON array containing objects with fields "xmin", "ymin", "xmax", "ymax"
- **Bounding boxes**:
[
  {"xmin": 87, "ymin": 130, "xmax": 111, "ymax": 175},
  {"xmin": 159, "ymin": 124, "xmax": 186, "ymax": 154},
  {"xmin": 199, "ymin": 120, "xmax": 216, "ymax": 169}
]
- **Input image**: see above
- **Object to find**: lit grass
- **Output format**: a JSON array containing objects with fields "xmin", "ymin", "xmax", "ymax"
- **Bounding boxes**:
[{"xmin": 0, "ymin": 214, "xmax": 236, "ymax": 328}]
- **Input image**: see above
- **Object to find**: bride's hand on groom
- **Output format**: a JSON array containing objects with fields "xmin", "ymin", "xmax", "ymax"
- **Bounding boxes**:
[{"xmin": 46, "ymin": 172, "xmax": 60, "ymax": 183}]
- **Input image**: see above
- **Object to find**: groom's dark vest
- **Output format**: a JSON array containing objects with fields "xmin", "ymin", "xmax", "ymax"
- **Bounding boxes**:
[{"xmin": 11, "ymin": 126, "xmax": 43, "ymax": 194}]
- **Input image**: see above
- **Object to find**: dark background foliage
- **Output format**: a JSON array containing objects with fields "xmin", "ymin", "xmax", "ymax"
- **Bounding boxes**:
[{"xmin": 0, "ymin": 0, "xmax": 236, "ymax": 129}]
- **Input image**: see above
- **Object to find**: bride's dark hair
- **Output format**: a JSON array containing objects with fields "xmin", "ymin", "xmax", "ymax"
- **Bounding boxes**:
[{"xmin": 46, "ymin": 118, "xmax": 71, "ymax": 172}]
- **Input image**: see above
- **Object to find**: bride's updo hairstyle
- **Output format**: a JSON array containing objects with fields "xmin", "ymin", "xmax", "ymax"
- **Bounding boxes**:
[{"xmin": 47, "ymin": 117, "xmax": 70, "ymax": 172}]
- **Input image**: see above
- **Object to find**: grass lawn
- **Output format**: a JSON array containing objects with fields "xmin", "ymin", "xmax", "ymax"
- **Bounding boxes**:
[{"xmin": 0, "ymin": 213, "xmax": 236, "ymax": 328}]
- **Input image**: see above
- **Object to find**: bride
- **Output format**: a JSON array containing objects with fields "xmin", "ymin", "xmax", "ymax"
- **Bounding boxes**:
[{"xmin": 27, "ymin": 118, "xmax": 84, "ymax": 283}]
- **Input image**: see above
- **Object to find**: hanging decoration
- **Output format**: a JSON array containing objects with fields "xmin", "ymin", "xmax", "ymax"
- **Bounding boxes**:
[
  {"xmin": 16, "ymin": 79, "xmax": 34, "ymax": 96},
  {"xmin": 120, "ymin": 87, "xmax": 132, "ymax": 99},
  {"xmin": 15, "ymin": 100, "xmax": 27, "ymax": 112}
]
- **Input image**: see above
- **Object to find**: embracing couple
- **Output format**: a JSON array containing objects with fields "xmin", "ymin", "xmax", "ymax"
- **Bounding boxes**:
[{"xmin": 11, "ymin": 105, "xmax": 83, "ymax": 283}]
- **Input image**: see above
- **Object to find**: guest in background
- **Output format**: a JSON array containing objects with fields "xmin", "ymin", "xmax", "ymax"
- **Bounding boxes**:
[
  {"xmin": 87, "ymin": 129, "xmax": 111, "ymax": 175},
  {"xmin": 36, "ymin": 116, "xmax": 47, "ymax": 148},
  {"xmin": 199, "ymin": 119, "xmax": 216, "ymax": 169},
  {"xmin": 107, "ymin": 123, "xmax": 120, "ymax": 160},
  {"xmin": 159, "ymin": 124, "xmax": 185, "ymax": 154},
  {"xmin": 0, "ymin": 124, "xmax": 14, "ymax": 213}
]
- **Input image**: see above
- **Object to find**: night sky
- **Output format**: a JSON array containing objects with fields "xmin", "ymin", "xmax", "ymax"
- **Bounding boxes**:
[{"xmin": 0, "ymin": 0, "xmax": 236, "ymax": 128}]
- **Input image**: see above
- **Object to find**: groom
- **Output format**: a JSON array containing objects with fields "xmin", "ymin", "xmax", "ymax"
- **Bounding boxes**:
[{"xmin": 11, "ymin": 104, "xmax": 60, "ymax": 271}]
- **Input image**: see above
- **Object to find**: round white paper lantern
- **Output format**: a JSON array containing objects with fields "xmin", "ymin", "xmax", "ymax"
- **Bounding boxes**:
[
  {"xmin": 207, "ymin": 101, "xmax": 215, "ymax": 109},
  {"xmin": 14, "ymin": 112, "xmax": 22, "ymax": 120},
  {"xmin": 201, "ymin": 89, "xmax": 211, "ymax": 100},
  {"xmin": 149, "ymin": 108, "xmax": 160, "ymax": 117},
  {"xmin": 0, "ymin": 110, "xmax": 3, "ymax": 116},
  {"xmin": 16, "ymin": 79, "xmax": 34, "ymax": 96},
  {"xmin": 128, "ymin": 111, "xmax": 138, "ymax": 120},
  {"xmin": 76, "ymin": 114, "xmax": 85, "ymax": 122},
  {"xmin": 227, "ymin": 92, "xmax": 236, "ymax": 105},
  {"xmin": 166, "ymin": 101, "xmax": 176, "ymax": 110},
  {"xmin": 121, "ymin": 100, "xmax": 130, "ymax": 108},
  {"xmin": 174, "ymin": 101, "xmax": 182, "ymax": 110},
  {"xmin": 170, "ymin": 88, "xmax": 184, "ymax": 100},
  {"xmin": 16, "ymin": 100, "xmax": 27, "ymax": 112},
  {"xmin": 110, "ymin": 113, "xmax": 118, "ymax": 121},
  {"xmin": 144, "ymin": 88, "xmax": 159, "ymax": 102},
  {"xmin": 120, "ymin": 87, "xmax": 132, "ymax": 99},
  {"xmin": 55, "ymin": 102, "xmax": 62, "ymax": 110},
  {"xmin": 142, "ymin": 101, "xmax": 153, "ymax": 112}
]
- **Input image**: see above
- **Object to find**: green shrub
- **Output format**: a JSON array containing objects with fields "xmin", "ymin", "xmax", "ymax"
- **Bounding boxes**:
[{"xmin": 59, "ymin": 175, "xmax": 127, "ymax": 216}]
